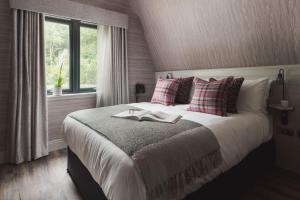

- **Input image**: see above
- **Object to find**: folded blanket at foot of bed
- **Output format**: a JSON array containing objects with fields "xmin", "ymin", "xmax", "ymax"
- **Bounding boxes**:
[{"xmin": 69, "ymin": 104, "xmax": 222, "ymax": 200}]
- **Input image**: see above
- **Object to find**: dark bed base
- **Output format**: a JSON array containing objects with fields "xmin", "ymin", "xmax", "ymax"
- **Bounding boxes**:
[{"xmin": 67, "ymin": 140, "xmax": 275, "ymax": 200}]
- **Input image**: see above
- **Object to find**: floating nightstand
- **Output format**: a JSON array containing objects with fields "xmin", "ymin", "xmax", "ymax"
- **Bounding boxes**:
[
  {"xmin": 135, "ymin": 83, "xmax": 146, "ymax": 103},
  {"xmin": 268, "ymin": 68, "xmax": 295, "ymax": 125},
  {"xmin": 268, "ymin": 104, "xmax": 294, "ymax": 125}
]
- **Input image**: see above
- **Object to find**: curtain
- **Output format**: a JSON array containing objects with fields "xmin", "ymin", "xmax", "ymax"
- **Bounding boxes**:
[
  {"xmin": 96, "ymin": 25, "xmax": 129, "ymax": 107},
  {"xmin": 8, "ymin": 9, "xmax": 48, "ymax": 164}
]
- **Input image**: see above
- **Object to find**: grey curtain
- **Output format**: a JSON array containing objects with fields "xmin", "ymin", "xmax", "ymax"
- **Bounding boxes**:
[
  {"xmin": 8, "ymin": 9, "xmax": 48, "ymax": 164},
  {"xmin": 96, "ymin": 26, "xmax": 129, "ymax": 107}
]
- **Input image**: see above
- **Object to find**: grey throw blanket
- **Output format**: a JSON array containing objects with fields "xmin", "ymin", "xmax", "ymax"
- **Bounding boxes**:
[{"xmin": 69, "ymin": 104, "xmax": 222, "ymax": 200}]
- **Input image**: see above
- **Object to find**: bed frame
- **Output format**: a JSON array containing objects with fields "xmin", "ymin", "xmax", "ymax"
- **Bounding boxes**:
[
  {"xmin": 67, "ymin": 140, "xmax": 275, "ymax": 200},
  {"xmin": 67, "ymin": 65, "xmax": 295, "ymax": 199}
]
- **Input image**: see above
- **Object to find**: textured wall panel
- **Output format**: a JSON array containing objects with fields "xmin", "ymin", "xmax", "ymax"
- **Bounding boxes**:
[
  {"xmin": 70, "ymin": 0, "xmax": 130, "ymax": 14},
  {"xmin": 48, "ymin": 94, "xmax": 96, "ymax": 140},
  {"xmin": 127, "ymin": 13, "xmax": 155, "ymax": 102},
  {"xmin": 131, "ymin": 0, "xmax": 300, "ymax": 71}
]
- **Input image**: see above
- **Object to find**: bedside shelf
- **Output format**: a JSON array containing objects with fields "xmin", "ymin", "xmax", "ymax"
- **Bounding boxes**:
[
  {"xmin": 268, "ymin": 104, "xmax": 294, "ymax": 111},
  {"xmin": 268, "ymin": 104, "xmax": 295, "ymax": 125}
]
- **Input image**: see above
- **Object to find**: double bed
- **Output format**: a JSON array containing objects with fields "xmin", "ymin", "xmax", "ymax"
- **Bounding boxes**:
[{"xmin": 63, "ymin": 102, "xmax": 273, "ymax": 200}]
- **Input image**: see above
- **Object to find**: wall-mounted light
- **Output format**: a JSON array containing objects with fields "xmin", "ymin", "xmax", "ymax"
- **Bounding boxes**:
[
  {"xmin": 276, "ymin": 68, "xmax": 289, "ymax": 107},
  {"xmin": 135, "ymin": 83, "xmax": 145, "ymax": 103},
  {"xmin": 166, "ymin": 73, "xmax": 173, "ymax": 79},
  {"xmin": 276, "ymin": 68, "xmax": 285, "ymax": 100}
]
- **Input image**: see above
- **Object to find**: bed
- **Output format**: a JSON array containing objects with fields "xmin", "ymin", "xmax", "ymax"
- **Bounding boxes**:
[{"xmin": 63, "ymin": 102, "xmax": 274, "ymax": 200}]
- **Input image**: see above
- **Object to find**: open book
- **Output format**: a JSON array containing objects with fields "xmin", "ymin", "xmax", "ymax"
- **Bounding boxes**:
[{"xmin": 112, "ymin": 109, "xmax": 182, "ymax": 124}]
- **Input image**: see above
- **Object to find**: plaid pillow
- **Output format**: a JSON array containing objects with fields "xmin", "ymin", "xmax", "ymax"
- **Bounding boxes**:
[
  {"xmin": 210, "ymin": 77, "xmax": 244, "ymax": 113},
  {"xmin": 193, "ymin": 77, "xmax": 209, "ymax": 84},
  {"xmin": 188, "ymin": 77, "xmax": 233, "ymax": 116},
  {"xmin": 175, "ymin": 77, "xmax": 194, "ymax": 104},
  {"xmin": 151, "ymin": 79, "xmax": 179, "ymax": 106}
]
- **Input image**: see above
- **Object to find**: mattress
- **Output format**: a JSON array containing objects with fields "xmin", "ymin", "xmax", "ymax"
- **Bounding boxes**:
[{"xmin": 63, "ymin": 102, "xmax": 272, "ymax": 200}]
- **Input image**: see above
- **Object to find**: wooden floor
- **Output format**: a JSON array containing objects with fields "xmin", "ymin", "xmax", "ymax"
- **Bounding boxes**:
[
  {"xmin": 0, "ymin": 150, "xmax": 300, "ymax": 200},
  {"xmin": 0, "ymin": 150, "xmax": 82, "ymax": 200}
]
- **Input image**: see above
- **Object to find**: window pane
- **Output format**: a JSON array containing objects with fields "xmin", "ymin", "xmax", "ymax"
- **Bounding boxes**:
[
  {"xmin": 80, "ymin": 26, "xmax": 97, "ymax": 89},
  {"xmin": 45, "ymin": 21, "xmax": 70, "ymax": 90}
]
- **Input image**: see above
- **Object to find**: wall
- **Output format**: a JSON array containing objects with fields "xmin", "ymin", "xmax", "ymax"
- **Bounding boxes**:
[
  {"xmin": 48, "ymin": 94, "xmax": 96, "ymax": 150},
  {"xmin": 70, "ymin": 0, "xmax": 130, "ymax": 14},
  {"xmin": 130, "ymin": 0, "xmax": 300, "ymax": 71},
  {"xmin": 0, "ymin": 0, "xmax": 155, "ymax": 161},
  {"xmin": 0, "ymin": 0, "xmax": 12, "ymax": 161},
  {"xmin": 127, "ymin": 13, "xmax": 155, "ymax": 102}
]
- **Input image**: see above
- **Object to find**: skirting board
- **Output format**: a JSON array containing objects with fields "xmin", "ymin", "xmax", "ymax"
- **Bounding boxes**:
[{"xmin": 49, "ymin": 139, "xmax": 67, "ymax": 152}]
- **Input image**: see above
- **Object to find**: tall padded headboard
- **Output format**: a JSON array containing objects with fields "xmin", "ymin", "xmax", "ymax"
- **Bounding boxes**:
[{"xmin": 155, "ymin": 65, "xmax": 300, "ymax": 81}]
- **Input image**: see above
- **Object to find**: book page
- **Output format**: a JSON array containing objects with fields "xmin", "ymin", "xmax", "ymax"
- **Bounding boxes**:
[
  {"xmin": 150, "ymin": 111, "xmax": 170, "ymax": 119},
  {"xmin": 142, "ymin": 112, "xmax": 182, "ymax": 123},
  {"xmin": 113, "ymin": 110, "xmax": 181, "ymax": 123},
  {"xmin": 113, "ymin": 110, "xmax": 150, "ymax": 119}
]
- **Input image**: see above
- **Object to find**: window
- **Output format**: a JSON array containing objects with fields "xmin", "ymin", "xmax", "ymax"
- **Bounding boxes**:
[
  {"xmin": 45, "ymin": 19, "xmax": 70, "ymax": 90},
  {"xmin": 45, "ymin": 17, "xmax": 97, "ymax": 94},
  {"xmin": 80, "ymin": 26, "xmax": 97, "ymax": 89}
]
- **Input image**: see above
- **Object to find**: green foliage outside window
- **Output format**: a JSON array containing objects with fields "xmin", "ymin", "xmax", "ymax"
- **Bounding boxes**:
[
  {"xmin": 45, "ymin": 19, "xmax": 97, "ymax": 92},
  {"xmin": 45, "ymin": 21, "xmax": 70, "ymax": 90},
  {"xmin": 80, "ymin": 26, "xmax": 97, "ymax": 89}
]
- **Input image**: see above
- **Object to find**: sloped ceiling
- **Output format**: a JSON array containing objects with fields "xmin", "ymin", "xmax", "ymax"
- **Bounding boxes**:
[{"xmin": 129, "ymin": 0, "xmax": 300, "ymax": 71}]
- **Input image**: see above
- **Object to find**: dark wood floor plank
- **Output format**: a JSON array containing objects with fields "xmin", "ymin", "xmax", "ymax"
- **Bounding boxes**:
[
  {"xmin": 242, "ymin": 192, "xmax": 268, "ymax": 200},
  {"xmin": 267, "ymin": 169, "xmax": 300, "ymax": 187},
  {"xmin": 260, "ymin": 176, "xmax": 300, "ymax": 197},
  {"xmin": 252, "ymin": 186, "xmax": 291, "ymax": 200},
  {"xmin": 0, "ymin": 149, "xmax": 299, "ymax": 200},
  {"xmin": 0, "ymin": 149, "xmax": 82, "ymax": 200}
]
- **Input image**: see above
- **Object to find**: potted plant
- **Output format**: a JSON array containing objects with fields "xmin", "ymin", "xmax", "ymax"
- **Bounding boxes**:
[{"xmin": 53, "ymin": 51, "xmax": 65, "ymax": 96}]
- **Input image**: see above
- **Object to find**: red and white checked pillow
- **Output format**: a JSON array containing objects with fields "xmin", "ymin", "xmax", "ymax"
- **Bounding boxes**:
[
  {"xmin": 188, "ymin": 77, "xmax": 233, "ymax": 116},
  {"xmin": 151, "ymin": 79, "xmax": 180, "ymax": 106},
  {"xmin": 210, "ymin": 77, "xmax": 244, "ymax": 113}
]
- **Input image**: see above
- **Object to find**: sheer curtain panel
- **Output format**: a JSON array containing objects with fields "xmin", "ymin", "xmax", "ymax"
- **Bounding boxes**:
[
  {"xmin": 8, "ymin": 9, "xmax": 48, "ymax": 164},
  {"xmin": 96, "ymin": 25, "xmax": 129, "ymax": 107}
]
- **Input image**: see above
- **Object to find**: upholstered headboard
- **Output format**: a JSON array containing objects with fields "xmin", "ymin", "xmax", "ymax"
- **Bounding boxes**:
[{"xmin": 155, "ymin": 65, "xmax": 300, "ymax": 81}]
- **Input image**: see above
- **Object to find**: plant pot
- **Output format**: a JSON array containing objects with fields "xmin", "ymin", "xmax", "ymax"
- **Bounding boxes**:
[{"xmin": 53, "ymin": 87, "xmax": 62, "ymax": 96}]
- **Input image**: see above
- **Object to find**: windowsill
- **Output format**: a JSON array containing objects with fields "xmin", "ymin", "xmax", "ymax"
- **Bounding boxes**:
[{"xmin": 47, "ymin": 92, "xmax": 96, "ymax": 101}]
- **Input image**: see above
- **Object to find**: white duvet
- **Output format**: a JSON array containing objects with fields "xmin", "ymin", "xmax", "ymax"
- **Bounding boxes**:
[{"xmin": 63, "ymin": 102, "xmax": 272, "ymax": 200}]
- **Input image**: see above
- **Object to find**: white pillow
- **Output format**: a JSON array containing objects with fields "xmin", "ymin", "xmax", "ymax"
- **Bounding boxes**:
[{"xmin": 237, "ymin": 78, "xmax": 270, "ymax": 113}]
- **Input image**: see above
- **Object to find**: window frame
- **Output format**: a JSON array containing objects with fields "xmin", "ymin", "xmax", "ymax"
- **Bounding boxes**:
[{"xmin": 45, "ymin": 16, "xmax": 97, "ymax": 94}]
